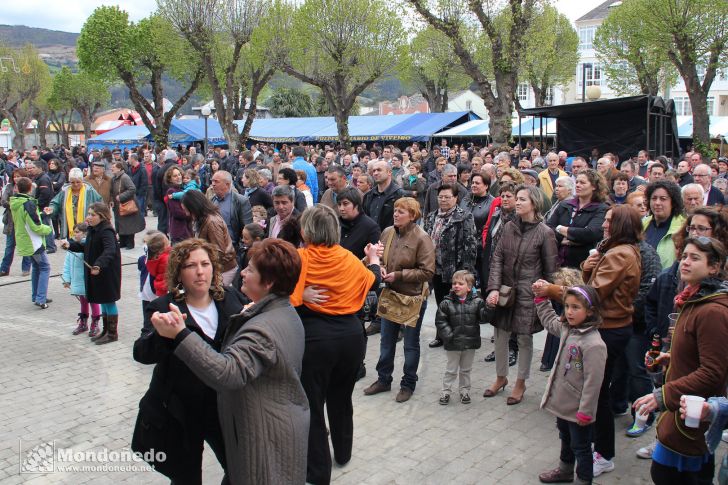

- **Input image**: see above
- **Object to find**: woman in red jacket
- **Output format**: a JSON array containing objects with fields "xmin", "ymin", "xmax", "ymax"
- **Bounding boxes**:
[{"xmin": 634, "ymin": 236, "xmax": 728, "ymax": 485}]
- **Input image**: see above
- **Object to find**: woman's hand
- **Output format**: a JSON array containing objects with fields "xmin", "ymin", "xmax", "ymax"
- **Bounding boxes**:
[
  {"xmin": 645, "ymin": 351, "xmax": 670, "ymax": 368},
  {"xmin": 90, "ymin": 266, "xmax": 101, "ymax": 276},
  {"xmin": 582, "ymin": 252, "xmax": 601, "ymax": 272},
  {"xmin": 679, "ymin": 396, "xmax": 712, "ymax": 423},
  {"xmin": 150, "ymin": 303, "xmax": 187, "ymax": 338},
  {"xmin": 43, "ymin": 206, "xmax": 53, "ymax": 215},
  {"xmin": 303, "ymin": 285, "xmax": 330, "ymax": 305},
  {"xmin": 364, "ymin": 242, "xmax": 383, "ymax": 266},
  {"xmin": 532, "ymin": 279, "xmax": 550, "ymax": 297},
  {"xmin": 486, "ymin": 290, "xmax": 499, "ymax": 308},
  {"xmin": 633, "ymin": 393, "xmax": 659, "ymax": 414}
]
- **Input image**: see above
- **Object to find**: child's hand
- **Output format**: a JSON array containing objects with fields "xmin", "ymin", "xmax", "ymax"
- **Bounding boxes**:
[
  {"xmin": 486, "ymin": 290, "xmax": 499, "ymax": 307},
  {"xmin": 63, "ymin": 282, "xmax": 70, "ymax": 289},
  {"xmin": 576, "ymin": 415, "xmax": 593, "ymax": 426},
  {"xmin": 532, "ymin": 279, "xmax": 549, "ymax": 297},
  {"xmin": 60, "ymin": 240, "xmax": 70, "ymax": 250}
]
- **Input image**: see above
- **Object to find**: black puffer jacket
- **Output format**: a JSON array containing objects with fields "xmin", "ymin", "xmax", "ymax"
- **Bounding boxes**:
[
  {"xmin": 546, "ymin": 198, "xmax": 607, "ymax": 268},
  {"xmin": 435, "ymin": 292, "xmax": 488, "ymax": 351},
  {"xmin": 633, "ymin": 240, "xmax": 663, "ymax": 333}
]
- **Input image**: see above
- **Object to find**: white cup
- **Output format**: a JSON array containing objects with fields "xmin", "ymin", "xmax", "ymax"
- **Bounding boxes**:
[
  {"xmin": 684, "ymin": 395, "xmax": 705, "ymax": 428},
  {"xmin": 589, "ymin": 249, "xmax": 598, "ymax": 257},
  {"xmin": 635, "ymin": 405, "xmax": 649, "ymax": 428}
]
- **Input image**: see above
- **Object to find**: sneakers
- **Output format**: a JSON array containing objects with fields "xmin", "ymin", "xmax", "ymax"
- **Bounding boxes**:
[
  {"xmin": 626, "ymin": 421, "xmax": 651, "ymax": 438},
  {"xmin": 483, "ymin": 351, "xmax": 496, "ymax": 362},
  {"xmin": 439, "ymin": 393, "xmax": 450, "ymax": 405},
  {"xmin": 636, "ymin": 441, "xmax": 656, "ymax": 459},
  {"xmin": 592, "ymin": 452, "xmax": 615, "ymax": 477},
  {"xmin": 460, "ymin": 392, "xmax": 471, "ymax": 404}
]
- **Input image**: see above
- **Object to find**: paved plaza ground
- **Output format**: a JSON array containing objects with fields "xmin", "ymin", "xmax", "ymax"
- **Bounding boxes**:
[{"xmin": 0, "ymin": 218, "xmax": 723, "ymax": 484}]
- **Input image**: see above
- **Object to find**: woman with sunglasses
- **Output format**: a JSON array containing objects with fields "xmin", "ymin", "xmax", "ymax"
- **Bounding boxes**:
[{"xmin": 634, "ymin": 236, "xmax": 728, "ymax": 484}]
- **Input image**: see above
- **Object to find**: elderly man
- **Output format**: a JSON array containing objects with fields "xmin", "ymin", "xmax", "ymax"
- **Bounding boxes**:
[
  {"xmin": 357, "ymin": 174, "xmax": 374, "ymax": 195},
  {"xmin": 620, "ymin": 160, "xmax": 647, "ymax": 193},
  {"xmin": 84, "ymin": 160, "xmax": 112, "ymax": 206},
  {"xmin": 681, "ymin": 183, "xmax": 705, "ymax": 214},
  {"xmin": 267, "ymin": 185, "xmax": 298, "ymax": 239},
  {"xmin": 521, "ymin": 169, "xmax": 552, "ymax": 214},
  {"xmin": 692, "ymin": 163, "xmax": 725, "ymax": 206},
  {"xmin": 319, "ymin": 166, "xmax": 350, "ymax": 210},
  {"xmin": 423, "ymin": 163, "xmax": 469, "ymax": 215},
  {"xmin": 362, "ymin": 160, "xmax": 403, "ymax": 230},
  {"xmin": 537, "ymin": 152, "xmax": 567, "ymax": 200},
  {"xmin": 209, "ymin": 170, "xmax": 252, "ymax": 247},
  {"xmin": 689, "ymin": 152, "xmax": 703, "ymax": 170},
  {"xmin": 426, "ymin": 156, "xmax": 447, "ymax": 186},
  {"xmin": 569, "ymin": 156, "xmax": 588, "ymax": 177}
]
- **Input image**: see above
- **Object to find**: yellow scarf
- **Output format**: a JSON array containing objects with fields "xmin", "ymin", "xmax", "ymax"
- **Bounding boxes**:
[
  {"xmin": 291, "ymin": 244, "xmax": 375, "ymax": 315},
  {"xmin": 65, "ymin": 185, "xmax": 86, "ymax": 233}
]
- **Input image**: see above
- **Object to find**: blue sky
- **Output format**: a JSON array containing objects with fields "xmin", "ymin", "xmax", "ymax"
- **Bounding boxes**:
[{"xmin": 4, "ymin": 0, "xmax": 603, "ymax": 33}]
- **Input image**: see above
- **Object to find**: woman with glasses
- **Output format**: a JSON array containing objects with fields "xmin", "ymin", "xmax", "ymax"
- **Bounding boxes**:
[
  {"xmin": 626, "ymin": 191, "xmax": 648, "ymax": 218},
  {"xmin": 634, "ymin": 236, "xmax": 728, "ymax": 484}
]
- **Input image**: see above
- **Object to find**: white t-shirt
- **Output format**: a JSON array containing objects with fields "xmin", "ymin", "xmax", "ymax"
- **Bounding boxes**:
[{"xmin": 187, "ymin": 301, "xmax": 219, "ymax": 340}]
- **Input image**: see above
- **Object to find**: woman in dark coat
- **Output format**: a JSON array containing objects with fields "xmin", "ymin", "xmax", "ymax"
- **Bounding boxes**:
[
  {"xmin": 164, "ymin": 166, "xmax": 193, "ymax": 244},
  {"xmin": 62, "ymin": 202, "xmax": 121, "ymax": 345},
  {"xmin": 133, "ymin": 238, "xmax": 247, "ymax": 484},
  {"xmin": 110, "ymin": 162, "xmax": 145, "ymax": 249},
  {"xmin": 484, "ymin": 185, "xmax": 559, "ymax": 405},
  {"xmin": 242, "ymin": 168, "xmax": 273, "ymax": 215},
  {"xmin": 401, "ymin": 161, "xmax": 427, "ymax": 210},
  {"xmin": 546, "ymin": 169, "xmax": 609, "ymax": 269}
]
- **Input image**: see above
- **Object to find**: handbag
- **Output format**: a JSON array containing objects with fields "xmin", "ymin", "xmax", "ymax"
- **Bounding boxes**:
[
  {"xmin": 119, "ymin": 198, "xmax": 139, "ymax": 216},
  {"xmin": 496, "ymin": 236, "xmax": 524, "ymax": 308},
  {"xmin": 376, "ymin": 228, "xmax": 427, "ymax": 327}
]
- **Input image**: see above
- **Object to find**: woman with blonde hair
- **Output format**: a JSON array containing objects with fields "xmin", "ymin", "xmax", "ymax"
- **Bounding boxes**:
[{"xmin": 292, "ymin": 204, "xmax": 383, "ymax": 484}]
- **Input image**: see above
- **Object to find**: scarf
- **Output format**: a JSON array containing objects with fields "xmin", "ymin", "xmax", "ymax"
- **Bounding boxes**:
[
  {"xmin": 490, "ymin": 208, "xmax": 516, "ymax": 254},
  {"xmin": 408, "ymin": 174, "xmax": 418, "ymax": 186},
  {"xmin": 64, "ymin": 185, "xmax": 86, "ymax": 234},
  {"xmin": 290, "ymin": 244, "xmax": 375, "ymax": 315},
  {"xmin": 674, "ymin": 283, "xmax": 700, "ymax": 310}
]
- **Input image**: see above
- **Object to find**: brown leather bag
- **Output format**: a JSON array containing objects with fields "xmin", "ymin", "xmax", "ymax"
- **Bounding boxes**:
[{"xmin": 119, "ymin": 198, "xmax": 139, "ymax": 216}]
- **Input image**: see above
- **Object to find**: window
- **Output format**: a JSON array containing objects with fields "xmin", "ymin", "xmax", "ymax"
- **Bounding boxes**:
[
  {"xmin": 578, "ymin": 63, "xmax": 603, "ymax": 87},
  {"xmin": 578, "ymin": 26, "xmax": 596, "ymax": 50},
  {"xmin": 544, "ymin": 87, "xmax": 554, "ymax": 106},
  {"xmin": 673, "ymin": 96, "xmax": 715, "ymax": 116},
  {"xmin": 517, "ymin": 83, "xmax": 529, "ymax": 102},
  {"xmin": 707, "ymin": 97, "xmax": 715, "ymax": 115}
]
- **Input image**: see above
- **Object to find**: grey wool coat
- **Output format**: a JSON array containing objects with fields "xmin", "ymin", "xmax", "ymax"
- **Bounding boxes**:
[
  {"xmin": 110, "ymin": 172, "xmax": 145, "ymax": 236},
  {"xmin": 173, "ymin": 294, "xmax": 310, "ymax": 485},
  {"xmin": 487, "ymin": 218, "xmax": 559, "ymax": 335}
]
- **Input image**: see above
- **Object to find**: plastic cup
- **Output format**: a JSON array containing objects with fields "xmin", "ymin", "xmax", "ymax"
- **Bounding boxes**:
[
  {"xmin": 667, "ymin": 313, "xmax": 679, "ymax": 339},
  {"xmin": 635, "ymin": 405, "xmax": 649, "ymax": 428},
  {"xmin": 589, "ymin": 249, "xmax": 598, "ymax": 257},
  {"xmin": 684, "ymin": 395, "xmax": 705, "ymax": 428}
]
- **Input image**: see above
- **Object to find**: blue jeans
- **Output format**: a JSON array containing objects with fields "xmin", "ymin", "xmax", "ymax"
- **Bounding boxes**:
[
  {"xmin": 375, "ymin": 299, "xmax": 427, "ymax": 392},
  {"xmin": 30, "ymin": 250, "xmax": 50, "ymax": 304},
  {"xmin": 557, "ymin": 417, "xmax": 594, "ymax": 482},
  {"xmin": 136, "ymin": 195, "xmax": 146, "ymax": 217},
  {"xmin": 611, "ymin": 332, "xmax": 654, "ymax": 419},
  {"xmin": 1, "ymin": 232, "xmax": 31, "ymax": 273}
]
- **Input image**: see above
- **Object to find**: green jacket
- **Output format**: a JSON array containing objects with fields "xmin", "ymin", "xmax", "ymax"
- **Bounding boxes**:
[
  {"xmin": 10, "ymin": 193, "xmax": 52, "ymax": 256},
  {"xmin": 642, "ymin": 214, "xmax": 686, "ymax": 269}
]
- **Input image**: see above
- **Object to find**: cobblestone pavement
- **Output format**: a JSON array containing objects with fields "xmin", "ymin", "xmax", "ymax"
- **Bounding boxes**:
[{"xmin": 0, "ymin": 219, "xmax": 724, "ymax": 484}]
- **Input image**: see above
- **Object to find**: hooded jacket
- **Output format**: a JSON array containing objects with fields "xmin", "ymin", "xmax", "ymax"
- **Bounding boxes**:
[
  {"xmin": 9, "ymin": 193, "xmax": 52, "ymax": 257},
  {"xmin": 435, "ymin": 292, "xmax": 488, "ymax": 351}
]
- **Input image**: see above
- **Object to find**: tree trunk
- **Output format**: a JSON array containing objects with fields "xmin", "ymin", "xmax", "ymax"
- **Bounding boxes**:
[
  {"xmin": 78, "ymin": 108, "xmax": 93, "ymax": 144},
  {"xmin": 486, "ymin": 94, "xmax": 513, "ymax": 147},
  {"xmin": 37, "ymin": 115, "xmax": 48, "ymax": 148},
  {"xmin": 687, "ymin": 88, "xmax": 710, "ymax": 149},
  {"xmin": 239, "ymin": 69, "xmax": 274, "ymax": 147},
  {"xmin": 12, "ymin": 132, "xmax": 25, "ymax": 151},
  {"xmin": 335, "ymin": 111, "xmax": 350, "ymax": 148}
]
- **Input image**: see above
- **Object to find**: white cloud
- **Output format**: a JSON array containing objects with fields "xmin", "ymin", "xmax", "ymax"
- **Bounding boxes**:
[{"xmin": 3, "ymin": 0, "xmax": 601, "ymax": 33}]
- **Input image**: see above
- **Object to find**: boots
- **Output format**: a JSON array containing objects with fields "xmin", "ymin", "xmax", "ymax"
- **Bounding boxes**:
[
  {"xmin": 88, "ymin": 315, "xmax": 101, "ymax": 338},
  {"xmin": 72, "ymin": 313, "xmax": 89, "ymax": 335},
  {"xmin": 95, "ymin": 315, "xmax": 118, "ymax": 345},
  {"xmin": 90, "ymin": 314, "xmax": 107, "ymax": 342}
]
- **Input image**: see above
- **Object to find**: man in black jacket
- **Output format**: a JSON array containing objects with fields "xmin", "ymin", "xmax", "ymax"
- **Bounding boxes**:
[
  {"xmin": 25, "ymin": 160, "xmax": 56, "ymax": 253},
  {"xmin": 363, "ymin": 160, "xmax": 403, "ymax": 231},
  {"xmin": 127, "ymin": 153, "xmax": 149, "ymax": 217}
]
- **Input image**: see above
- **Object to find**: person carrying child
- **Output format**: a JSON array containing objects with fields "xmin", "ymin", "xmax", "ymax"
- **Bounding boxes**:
[
  {"xmin": 168, "ymin": 169, "xmax": 201, "ymax": 201},
  {"xmin": 63, "ymin": 222, "xmax": 102, "ymax": 336},
  {"xmin": 435, "ymin": 270, "xmax": 488, "ymax": 405},
  {"xmin": 532, "ymin": 283, "xmax": 607, "ymax": 485}
]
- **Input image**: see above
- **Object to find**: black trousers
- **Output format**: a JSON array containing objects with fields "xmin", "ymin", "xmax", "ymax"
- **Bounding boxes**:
[
  {"xmin": 556, "ymin": 418, "xmax": 593, "ymax": 482},
  {"xmin": 651, "ymin": 455, "xmax": 715, "ymax": 485},
  {"xmin": 301, "ymin": 332, "xmax": 366, "ymax": 485}
]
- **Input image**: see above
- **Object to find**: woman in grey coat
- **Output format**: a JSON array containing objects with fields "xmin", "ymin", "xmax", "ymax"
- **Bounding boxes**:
[
  {"xmin": 152, "ymin": 238, "xmax": 310, "ymax": 485},
  {"xmin": 485, "ymin": 185, "xmax": 559, "ymax": 405},
  {"xmin": 110, "ymin": 161, "xmax": 145, "ymax": 249}
]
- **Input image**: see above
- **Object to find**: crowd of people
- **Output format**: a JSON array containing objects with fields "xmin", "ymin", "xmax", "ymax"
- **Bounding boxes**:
[{"xmin": 1, "ymin": 140, "xmax": 728, "ymax": 484}]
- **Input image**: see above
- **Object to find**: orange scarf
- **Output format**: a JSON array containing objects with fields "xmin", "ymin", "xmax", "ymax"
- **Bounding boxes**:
[{"xmin": 291, "ymin": 244, "xmax": 375, "ymax": 315}]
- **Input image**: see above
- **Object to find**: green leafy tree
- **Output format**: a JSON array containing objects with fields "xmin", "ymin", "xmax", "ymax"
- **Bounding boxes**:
[
  {"xmin": 47, "ymin": 67, "xmax": 75, "ymax": 146},
  {"xmin": 593, "ymin": 0, "xmax": 677, "ymax": 96},
  {"xmin": 408, "ymin": 0, "xmax": 539, "ymax": 145},
  {"xmin": 399, "ymin": 27, "xmax": 471, "ymax": 112},
  {"xmin": 267, "ymin": 88, "xmax": 315, "ymax": 117},
  {"xmin": 521, "ymin": 4, "xmax": 578, "ymax": 107},
  {"xmin": 77, "ymin": 7, "xmax": 204, "ymax": 146},
  {"xmin": 0, "ymin": 43, "xmax": 51, "ymax": 150},
  {"xmin": 157, "ymin": 0, "xmax": 276, "ymax": 148},
  {"xmin": 48, "ymin": 67, "xmax": 110, "ymax": 145},
  {"xmin": 627, "ymin": 0, "xmax": 728, "ymax": 151},
  {"xmin": 281, "ymin": 0, "xmax": 405, "ymax": 147}
]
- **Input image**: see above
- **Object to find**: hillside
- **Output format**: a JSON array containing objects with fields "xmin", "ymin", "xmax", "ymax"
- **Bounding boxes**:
[{"xmin": 0, "ymin": 24, "xmax": 78, "ymax": 47}]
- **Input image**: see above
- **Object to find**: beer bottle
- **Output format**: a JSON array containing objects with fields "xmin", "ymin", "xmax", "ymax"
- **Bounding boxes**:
[{"xmin": 645, "ymin": 333, "xmax": 662, "ymax": 373}]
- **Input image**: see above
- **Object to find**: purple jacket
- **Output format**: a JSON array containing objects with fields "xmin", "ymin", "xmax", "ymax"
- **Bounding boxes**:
[{"xmin": 166, "ymin": 187, "xmax": 192, "ymax": 242}]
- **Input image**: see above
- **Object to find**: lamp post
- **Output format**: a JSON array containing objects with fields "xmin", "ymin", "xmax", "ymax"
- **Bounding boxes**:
[
  {"xmin": 581, "ymin": 63, "xmax": 592, "ymax": 103},
  {"xmin": 30, "ymin": 119, "xmax": 38, "ymax": 148},
  {"xmin": 201, "ymin": 106, "xmax": 211, "ymax": 156}
]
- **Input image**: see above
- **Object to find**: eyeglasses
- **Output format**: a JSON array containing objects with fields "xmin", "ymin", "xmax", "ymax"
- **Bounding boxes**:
[{"xmin": 686, "ymin": 225, "xmax": 712, "ymax": 234}]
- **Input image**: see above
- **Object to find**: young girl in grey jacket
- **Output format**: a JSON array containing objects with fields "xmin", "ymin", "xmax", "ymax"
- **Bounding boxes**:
[{"xmin": 532, "ymin": 284, "xmax": 607, "ymax": 485}]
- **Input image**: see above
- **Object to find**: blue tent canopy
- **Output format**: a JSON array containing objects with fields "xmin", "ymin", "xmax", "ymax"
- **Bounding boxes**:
[
  {"xmin": 246, "ymin": 117, "xmax": 334, "ymax": 143},
  {"xmin": 87, "ymin": 125, "xmax": 151, "ymax": 151},
  {"xmin": 434, "ymin": 117, "xmax": 557, "ymax": 138},
  {"xmin": 380, "ymin": 112, "xmax": 478, "ymax": 141},
  {"xmin": 168, "ymin": 119, "xmax": 227, "ymax": 145}
]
